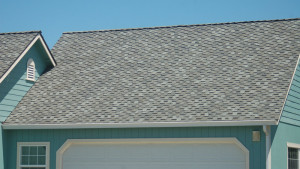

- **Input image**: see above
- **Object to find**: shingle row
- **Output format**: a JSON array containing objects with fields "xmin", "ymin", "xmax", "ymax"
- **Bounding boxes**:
[{"xmin": 5, "ymin": 19, "xmax": 300, "ymax": 124}]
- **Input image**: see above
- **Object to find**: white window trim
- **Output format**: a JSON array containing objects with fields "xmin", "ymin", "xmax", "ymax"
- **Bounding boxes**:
[
  {"xmin": 26, "ymin": 58, "xmax": 35, "ymax": 81},
  {"xmin": 56, "ymin": 137, "xmax": 249, "ymax": 169},
  {"xmin": 17, "ymin": 142, "xmax": 50, "ymax": 169},
  {"xmin": 287, "ymin": 142, "xmax": 300, "ymax": 169}
]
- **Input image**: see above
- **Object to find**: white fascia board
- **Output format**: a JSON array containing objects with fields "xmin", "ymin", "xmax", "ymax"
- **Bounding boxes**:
[
  {"xmin": 2, "ymin": 120, "xmax": 277, "ymax": 130},
  {"xmin": 277, "ymin": 54, "xmax": 300, "ymax": 125},
  {"xmin": 38, "ymin": 35, "xmax": 56, "ymax": 67},
  {"xmin": 0, "ymin": 35, "xmax": 56, "ymax": 84}
]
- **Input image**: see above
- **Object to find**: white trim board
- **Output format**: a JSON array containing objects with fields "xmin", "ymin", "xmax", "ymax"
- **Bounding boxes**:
[
  {"xmin": 2, "ymin": 120, "xmax": 277, "ymax": 129},
  {"xmin": 56, "ymin": 138, "xmax": 249, "ymax": 169},
  {"xmin": 287, "ymin": 142, "xmax": 300, "ymax": 149},
  {"xmin": 287, "ymin": 142, "xmax": 300, "ymax": 169},
  {"xmin": 0, "ymin": 34, "xmax": 56, "ymax": 84},
  {"xmin": 17, "ymin": 142, "xmax": 50, "ymax": 169}
]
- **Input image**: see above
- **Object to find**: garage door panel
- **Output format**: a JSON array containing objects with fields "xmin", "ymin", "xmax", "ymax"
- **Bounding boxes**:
[
  {"xmin": 62, "ymin": 141, "xmax": 247, "ymax": 169},
  {"xmin": 88, "ymin": 163, "xmax": 245, "ymax": 169}
]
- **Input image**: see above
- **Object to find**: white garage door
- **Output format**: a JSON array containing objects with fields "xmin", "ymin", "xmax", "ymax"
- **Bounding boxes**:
[{"xmin": 58, "ymin": 138, "xmax": 248, "ymax": 169}]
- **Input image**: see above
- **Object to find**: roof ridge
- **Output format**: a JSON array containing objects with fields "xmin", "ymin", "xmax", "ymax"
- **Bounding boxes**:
[
  {"xmin": 0, "ymin": 30, "xmax": 41, "ymax": 35},
  {"xmin": 63, "ymin": 18, "xmax": 300, "ymax": 34}
]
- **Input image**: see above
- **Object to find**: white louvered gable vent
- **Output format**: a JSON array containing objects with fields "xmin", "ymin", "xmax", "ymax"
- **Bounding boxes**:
[{"xmin": 27, "ymin": 59, "xmax": 35, "ymax": 81}]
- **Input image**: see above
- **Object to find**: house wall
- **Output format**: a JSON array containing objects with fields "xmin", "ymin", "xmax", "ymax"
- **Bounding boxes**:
[
  {"xmin": 280, "ymin": 61, "xmax": 300, "ymax": 125},
  {"xmin": 271, "ymin": 123, "xmax": 300, "ymax": 169},
  {"xmin": 0, "ymin": 42, "xmax": 50, "ymax": 122},
  {"xmin": 270, "ymin": 60, "xmax": 300, "ymax": 169},
  {"xmin": 4, "ymin": 126, "xmax": 266, "ymax": 169}
]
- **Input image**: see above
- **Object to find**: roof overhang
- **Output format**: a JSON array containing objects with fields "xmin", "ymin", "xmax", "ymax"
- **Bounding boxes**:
[
  {"xmin": 0, "ymin": 34, "xmax": 56, "ymax": 84},
  {"xmin": 2, "ymin": 120, "xmax": 277, "ymax": 130}
]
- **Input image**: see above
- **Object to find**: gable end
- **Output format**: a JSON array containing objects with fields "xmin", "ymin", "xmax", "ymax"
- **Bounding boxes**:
[
  {"xmin": 0, "ymin": 34, "xmax": 56, "ymax": 84},
  {"xmin": 279, "ymin": 55, "xmax": 300, "ymax": 126}
]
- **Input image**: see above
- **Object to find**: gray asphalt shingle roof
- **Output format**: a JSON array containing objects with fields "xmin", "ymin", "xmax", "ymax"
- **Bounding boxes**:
[
  {"xmin": 0, "ymin": 31, "xmax": 40, "ymax": 80},
  {"xmin": 5, "ymin": 18, "xmax": 300, "ymax": 125}
]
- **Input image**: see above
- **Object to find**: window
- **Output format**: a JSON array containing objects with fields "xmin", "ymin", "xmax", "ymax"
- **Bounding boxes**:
[
  {"xmin": 288, "ymin": 143, "xmax": 300, "ymax": 169},
  {"xmin": 27, "ymin": 59, "xmax": 35, "ymax": 81},
  {"xmin": 17, "ymin": 142, "xmax": 49, "ymax": 169}
]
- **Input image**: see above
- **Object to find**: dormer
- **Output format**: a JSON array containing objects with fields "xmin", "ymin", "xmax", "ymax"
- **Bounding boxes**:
[{"xmin": 0, "ymin": 31, "xmax": 56, "ymax": 122}]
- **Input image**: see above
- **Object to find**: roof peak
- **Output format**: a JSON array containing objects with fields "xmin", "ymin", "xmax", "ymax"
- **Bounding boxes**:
[
  {"xmin": 63, "ymin": 18, "xmax": 300, "ymax": 35},
  {"xmin": 0, "ymin": 31, "xmax": 41, "ymax": 35}
]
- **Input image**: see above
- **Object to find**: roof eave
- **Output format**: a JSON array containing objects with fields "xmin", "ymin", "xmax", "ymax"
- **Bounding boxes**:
[{"xmin": 2, "ymin": 120, "xmax": 277, "ymax": 130}]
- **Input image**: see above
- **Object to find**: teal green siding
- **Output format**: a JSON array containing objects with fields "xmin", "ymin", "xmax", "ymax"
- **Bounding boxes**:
[
  {"xmin": 0, "ymin": 42, "xmax": 51, "ymax": 122},
  {"xmin": 270, "ymin": 61, "xmax": 300, "ymax": 168},
  {"xmin": 271, "ymin": 123, "xmax": 300, "ymax": 169},
  {"xmin": 0, "ymin": 128, "xmax": 3, "ymax": 169},
  {"xmin": 4, "ymin": 126, "xmax": 266, "ymax": 169},
  {"xmin": 280, "ymin": 63, "xmax": 300, "ymax": 126}
]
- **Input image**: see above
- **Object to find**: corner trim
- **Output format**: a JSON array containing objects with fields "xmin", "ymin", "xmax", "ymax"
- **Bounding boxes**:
[
  {"xmin": 56, "ymin": 138, "xmax": 249, "ymax": 169},
  {"xmin": 263, "ymin": 125, "xmax": 271, "ymax": 169},
  {"xmin": 0, "ymin": 35, "xmax": 56, "ymax": 84},
  {"xmin": 2, "ymin": 120, "xmax": 277, "ymax": 129}
]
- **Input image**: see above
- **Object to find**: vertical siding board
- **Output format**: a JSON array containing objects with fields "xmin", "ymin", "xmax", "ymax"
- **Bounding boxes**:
[
  {"xmin": 49, "ymin": 130, "xmax": 56, "ymax": 169},
  {"xmin": 111, "ymin": 128, "xmax": 119, "ymax": 138},
  {"xmin": 78, "ymin": 129, "xmax": 86, "ymax": 139},
  {"xmin": 238, "ymin": 127, "xmax": 246, "ymax": 143},
  {"xmin": 178, "ymin": 127, "xmax": 187, "ymax": 138},
  {"xmin": 262, "ymin": 128, "xmax": 266, "ymax": 169},
  {"xmin": 23, "ymin": 129, "xmax": 30, "ymax": 142},
  {"xmin": 3, "ymin": 130, "xmax": 9, "ymax": 168},
  {"xmin": 164, "ymin": 128, "xmax": 170, "ymax": 138},
  {"xmin": 215, "ymin": 127, "xmax": 222, "ymax": 137},
  {"xmin": 132, "ymin": 128, "xmax": 138, "ymax": 138},
  {"xmin": 149, "ymin": 128, "xmax": 154, "ymax": 138},
  {"xmin": 145, "ymin": 128, "xmax": 153, "ymax": 138},
  {"xmin": 245, "ymin": 127, "xmax": 253, "ymax": 169},
  {"xmin": 85, "ymin": 129, "xmax": 93, "ymax": 139},
  {"xmin": 5, "ymin": 126, "xmax": 265, "ymax": 169},
  {"xmin": 116, "ymin": 128, "xmax": 124, "ymax": 138},
  {"xmin": 253, "ymin": 132, "xmax": 261, "ymax": 169},
  {"xmin": 201, "ymin": 127, "xmax": 209, "ymax": 137},
  {"xmin": 231, "ymin": 127, "xmax": 239, "ymax": 139},
  {"xmin": 102, "ymin": 128, "xmax": 110, "ymax": 138},
  {"xmin": 64, "ymin": 129, "xmax": 73, "ymax": 141},
  {"xmin": 260, "ymin": 129, "xmax": 266, "ymax": 169},
  {"xmin": 116, "ymin": 128, "xmax": 125, "ymax": 139},
  {"xmin": 208, "ymin": 127, "xmax": 216, "ymax": 137},
  {"xmin": 10, "ymin": 130, "xmax": 17, "ymax": 169},
  {"xmin": 72, "ymin": 128, "xmax": 81, "ymax": 139},
  {"xmin": 108, "ymin": 128, "xmax": 114, "ymax": 138}
]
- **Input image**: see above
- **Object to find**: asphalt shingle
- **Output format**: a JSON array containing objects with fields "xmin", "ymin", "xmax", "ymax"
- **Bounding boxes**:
[{"xmin": 4, "ymin": 18, "xmax": 300, "ymax": 125}]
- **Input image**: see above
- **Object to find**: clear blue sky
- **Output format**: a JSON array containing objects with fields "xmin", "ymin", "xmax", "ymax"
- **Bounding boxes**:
[{"xmin": 1, "ymin": 0, "xmax": 299, "ymax": 49}]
